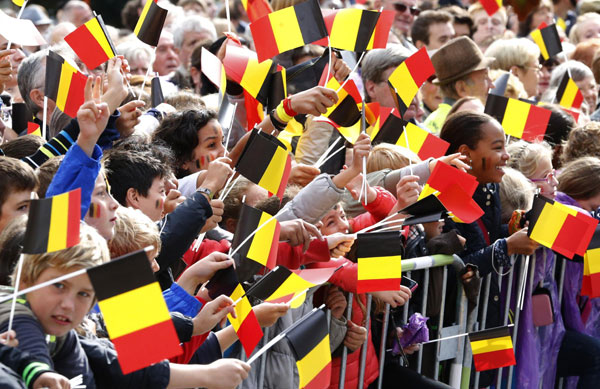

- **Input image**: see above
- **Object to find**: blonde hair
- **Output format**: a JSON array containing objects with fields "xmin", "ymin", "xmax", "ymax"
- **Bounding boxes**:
[
  {"xmin": 506, "ymin": 140, "xmax": 553, "ymax": 178},
  {"xmin": 367, "ymin": 144, "xmax": 421, "ymax": 173},
  {"xmin": 557, "ymin": 156, "xmax": 600, "ymax": 200},
  {"xmin": 108, "ymin": 207, "xmax": 161, "ymax": 258},
  {"xmin": 489, "ymin": 69, "xmax": 527, "ymax": 99},
  {"xmin": 485, "ymin": 38, "xmax": 540, "ymax": 70},
  {"xmin": 499, "ymin": 167, "xmax": 536, "ymax": 223},
  {"xmin": 569, "ymin": 13, "xmax": 600, "ymax": 45},
  {"xmin": 468, "ymin": 2, "xmax": 507, "ymax": 24},
  {"xmin": 561, "ymin": 122, "xmax": 600, "ymax": 165},
  {"xmin": 16, "ymin": 223, "xmax": 109, "ymax": 287}
]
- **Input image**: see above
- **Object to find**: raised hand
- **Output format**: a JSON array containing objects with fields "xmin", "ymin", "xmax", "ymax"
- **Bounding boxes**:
[{"xmin": 76, "ymin": 76, "xmax": 110, "ymax": 157}]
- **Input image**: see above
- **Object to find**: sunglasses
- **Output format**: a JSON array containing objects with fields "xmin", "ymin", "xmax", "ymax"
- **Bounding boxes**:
[{"xmin": 393, "ymin": 3, "xmax": 421, "ymax": 16}]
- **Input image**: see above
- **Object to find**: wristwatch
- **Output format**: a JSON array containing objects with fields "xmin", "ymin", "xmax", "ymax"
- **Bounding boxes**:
[{"xmin": 197, "ymin": 187, "xmax": 213, "ymax": 200}]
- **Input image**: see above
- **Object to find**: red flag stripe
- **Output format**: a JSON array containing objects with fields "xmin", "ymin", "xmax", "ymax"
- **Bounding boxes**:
[
  {"xmin": 64, "ymin": 25, "xmax": 110, "ymax": 70},
  {"xmin": 418, "ymin": 133, "xmax": 450, "ymax": 160},
  {"xmin": 357, "ymin": 278, "xmax": 401, "ymax": 294},
  {"xmin": 304, "ymin": 360, "xmax": 332, "ymax": 389},
  {"xmin": 405, "ymin": 48, "xmax": 435, "ymax": 87},
  {"xmin": 473, "ymin": 348, "xmax": 516, "ymax": 372},
  {"xmin": 62, "ymin": 72, "xmax": 87, "ymax": 118},
  {"xmin": 66, "ymin": 189, "xmax": 81, "ymax": 247},
  {"xmin": 521, "ymin": 105, "xmax": 551, "ymax": 142},
  {"xmin": 236, "ymin": 310, "xmax": 263, "ymax": 355}
]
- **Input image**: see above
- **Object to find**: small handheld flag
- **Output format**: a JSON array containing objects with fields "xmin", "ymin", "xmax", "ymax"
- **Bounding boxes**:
[
  {"xmin": 45, "ymin": 51, "xmax": 87, "ymax": 118},
  {"xmin": 530, "ymin": 23, "xmax": 562, "ymax": 61},
  {"xmin": 87, "ymin": 249, "xmax": 182, "ymax": 374},
  {"xmin": 321, "ymin": 73, "xmax": 362, "ymax": 129},
  {"xmin": 555, "ymin": 73, "xmax": 584, "ymax": 110},
  {"xmin": 484, "ymin": 94, "xmax": 551, "ymax": 142},
  {"xmin": 582, "ymin": 225, "xmax": 600, "ymax": 298},
  {"xmin": 286, "ymin": 308, "xmax": 331, "ymax": 388},
  {"xmin": 150, "ymin": 76, "xmax": 164, "ymax": 107},
  {"xmin": 479, "ymin": 0, "xmax": 502, "ymax": 16},
  {"xmin": 26, "ymin": 122, "xmax": 41, "ymax": 137},
  {"xmin": 64, "ymin": 14, "xmax": 117, "ymax": 70},
  {"xmin": 22, "ymin": 188, "xmax": 81, "ymax": 254},
  {"xmin": 229, "ymin": 283, "xmax": 263, "ymax": 355},
  {"xmin": 356, "ymin": 231, "xmax": 403, "ymax": 293},
  {"xmin": 469, "ymin": 326, "xmax": 516, "ymax": 372},
  {"xmin": 387, "ymin": 47, "xmax": 435, "ymax": 118},
  {"xmin": 235, "ymin": 129, "xmax": 292, "ymax": 199},
  {"xmin": 418, "ymin": 162, "xmax": 483, "ymax": 223},
  {"xmin": 135, "ymin": 0, "xmax": 168, "ymax": 47},
  {"xmin": 250, "ymin": 0, "xmax": 327, "ymax": 62},
  {"xmin": 242, "ymin": 0, "xmax": 273, "ymax": 23},
  {"xmin": 527, "ymin": 195, "xmax": 598, "ymax": 259}
]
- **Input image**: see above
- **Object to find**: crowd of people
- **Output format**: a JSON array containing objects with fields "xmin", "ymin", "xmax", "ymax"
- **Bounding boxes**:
[{"xmin": 1, "ymin": 0, "xmax": 600, "ymax": 388}]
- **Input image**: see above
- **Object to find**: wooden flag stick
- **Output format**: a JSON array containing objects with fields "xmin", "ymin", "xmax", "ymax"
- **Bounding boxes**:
[
  {"xmin": 357, "ymin": 212, "xmax": 406, "ymax": 233},
  {"xmin": 218, "ymin": 170, "xmax": 240, "ymax": 201},
  {"xmin": 316, "ymin": 144, "xmax": 345, "ymax": 169},
  {"xmin": 225, "ymin": 0, "xmax": 232, "ymax": 34},
  {"xmin": 0, "ymin": 268, "xmax": 88, "ymax": 305},
  {"xmin": 41, "ymin": 96, "xmax": 48, "ymax": 140}
]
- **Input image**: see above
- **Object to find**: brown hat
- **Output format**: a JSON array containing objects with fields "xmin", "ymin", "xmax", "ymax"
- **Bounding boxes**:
[{"xmin": 431, "ymin": 36, "xmax": 494, "ymax": 85}]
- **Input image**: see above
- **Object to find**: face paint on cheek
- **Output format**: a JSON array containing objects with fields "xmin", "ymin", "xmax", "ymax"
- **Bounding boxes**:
[
  {"xmin": 195, "ymin": 159, "xmax": 202, "ymax": 169},
  {"xmin": 481, "ymin": 158, "xmax": 486, "ymax": 170},
  {"xmin": 156, "ymin": 198, "xmax": 164, "ymax": 210},
  {"xmin": 88, "ymin": 203, "xmax": 101, "ymax": 218}
]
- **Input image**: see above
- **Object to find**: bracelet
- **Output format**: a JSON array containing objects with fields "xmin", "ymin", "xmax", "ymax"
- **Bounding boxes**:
[
  {"xmin": 269, "ymin": 110, "xmax": 286, "ymax": 131},
  {"xmin": 283, "ymin": 96, "xmax": 297, "ymax": 117},
  {"xmin": 275, "ymin": 102, "xmax": 293, "ymax": 123}
]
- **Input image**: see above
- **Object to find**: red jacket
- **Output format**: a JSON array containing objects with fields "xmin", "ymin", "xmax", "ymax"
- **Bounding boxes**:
[{"xmin": 349, "ymin": 186, "xmax": 397, "ymax": 233}]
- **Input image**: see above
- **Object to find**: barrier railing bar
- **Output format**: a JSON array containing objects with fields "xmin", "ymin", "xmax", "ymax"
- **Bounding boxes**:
[
  {"xmin": 417, "ymin": 267, "xmax": 430, "ymax": 374},
  {"xmin": 339, "ymin": 293, "xmax": 353, "ymax": 389},
  {"xmin": 357, "ymin": 294, "xmax": 372, "ymax": 389},
  {"xmin": 377, "ymin": 303, "xmax": 390, "ymax": 389},
  {"xmin": 433, "ymin": 265, "xmax": 448, "ymax": 381}
]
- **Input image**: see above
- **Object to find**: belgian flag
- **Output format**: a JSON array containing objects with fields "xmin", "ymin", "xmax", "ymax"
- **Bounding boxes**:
[
  {"xmin": 370, "ymin": 111, "xmax": 449, "ymax": 160},
  {"xmin": 530, "ymin": 23, "xmax": 562, "ymax": 61},
  {"xmin": 321, "ymin": 74, "xmax": 362, "ymax": 128},
  {"xmin": 134, "ymin": 0, "xmax": 168, "ymax": 47},
  {"xmin": 87, "ymin": 250, "xmax": 182, "ymax": 374},
  {"xmin": 231, "ymin": 203, "xmax": 280, "ymax": 270},
  {"xmin": 480, "ymin": 0, "xmax": 502, "ymax": 16},
  {"xmin": 484, "ymin": 94, "xmax": 551, "ymax": 142},
  {"xmin": 229, "ymin": 283, "xmax": 263, "ymax": 355},
  {"xmin": 222, "ymin": 41, "xmax": 276, "ymax": 107},
  {"xmin": 356, "ymin": 231, "xmax": 403, "ymax": 293},
  {"xmin": 64, "ymin": 14, "xmax": 117, "ymax": 70},
  {"xmin": 286, "ymin": 308, "xmax": 331, "ymax": 389},
  {"xmin": 246, "ymin": 266, "xmax": 337, "ymax": 308},
  {"xmin": 235, "ymin": 129, "xmax": 292, "ymax": 199},
  {"xmin": 320, "ymin": 9, "xmax": 393, "ymax": 52},
  {"xmin": 250, "ymin": 0, "xmax": 327, "ymax": 62},
  {"xmin": 241, "ymin": 0, "xmax": 273, "ymax": 23},
  {"xmin": 45, "ymin": 51, "xmax": 87, "ymax": 118},
  {"xmin": 527, "ymin": 195, "xmax": 598, "ymax": 259},
  {"xmin": 26, "ymin": 122, "xmax": 41, "ymax": 137},
  {"xmin": 418, "ymin": 161, "xmax": 483, "ymax": 223},
  {"xmin": 150, "ymin": 76, "xmax": 164, "ymax": 108},
  {"xmin": 556, "ymin": 73, "xmax": 584, "ymax": 110},
  {"xmin": 388, "ymin": 47, "xmax": 435, "ymax": 118},
  {"xmin": 582, "ymin": 225, "xmax": 600, "ymax": 298},
  {"xmin": 469, "ymin": 326, "xmax": 516, "ymax": 372},
  {"xmin": 12, "ymin": 0, "xmax": 24, "ymax": 6},
  {"xmin": 22, "ymin": 188, "xmax": 81, "ymax": 254}
]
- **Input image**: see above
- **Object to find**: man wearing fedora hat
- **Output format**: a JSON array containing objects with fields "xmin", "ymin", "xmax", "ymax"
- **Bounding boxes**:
[{"xmin": 424, "ymin": 36, "xmax": 494, "ymax": 134}]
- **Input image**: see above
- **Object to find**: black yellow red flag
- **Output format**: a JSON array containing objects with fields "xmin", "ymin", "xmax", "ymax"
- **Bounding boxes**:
[
  {"xmin": 65, "ymin": 14, "xmax": 117, "ymax": 70},
  {"xmin": 134, "ymin": 0, "xmax": 168, "ymax": 47},
  {"xmin": 469, "ymin": 326, "xmax": 516, "ymax": 372},
  {"xmin": 45, "ymin": 51, "xmax": 87, "ymax": 118}
]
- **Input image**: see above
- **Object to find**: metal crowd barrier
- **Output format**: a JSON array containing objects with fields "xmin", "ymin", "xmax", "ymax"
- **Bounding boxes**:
[{"xmin": 339, "ymin": 254, "xmax": 469, "ymax": 388}]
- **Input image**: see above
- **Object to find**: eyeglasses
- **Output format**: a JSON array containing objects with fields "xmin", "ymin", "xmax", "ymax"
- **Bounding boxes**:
[
  {"xmin": 530, "ymin": 169, "xmax": 557, "ymax": 185},
  {"xmin": 519, "ymin": 63, "xmax": 543, "ymax": 72},
  {"xmin": 393, "ymin": 3, "xmax": 421, "ymax": 16}
]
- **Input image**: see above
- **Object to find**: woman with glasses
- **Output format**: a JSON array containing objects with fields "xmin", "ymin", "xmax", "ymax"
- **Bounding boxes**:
[
  {"xmin": 505, "ymin": 141, "xmax": 600, "ymax": 388},
  {"xmin": 485, "ymin": 38, "xmax": 542, "ymax": 100},
  {"xmin": 545, "ymin": 60, "xmax": 598, "ymax": 117}
]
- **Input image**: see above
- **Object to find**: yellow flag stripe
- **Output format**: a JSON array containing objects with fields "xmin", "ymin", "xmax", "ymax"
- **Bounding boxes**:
[
  {"xmin": 86, "ymin": 18, "xmax": 115, "ymax": 58},
  {"xmin": 269, "ymin": 7, "xmax": 303, "ymax": 53},
  {"xmin": 358, "ymin": 256, "xmax": 402, "ymax": 280},
  {"xmin": 47, "ymin": 192, "xmax": 69, "ymax": 252},
  {"xmin": 247, "ymin": 212, "xmax": 277, "ymax": 265},
  {"xmin": 258, "ymin": 146, "xmax": 288, "ymax": 195},
  {"xmin": 330, "ymin": 9, "xmax": 361, "ymax": 50},
  {"xmin": 418, "ymin": 183, "xmax": 439, "ymax": 200},
  {"xmin": 586, "ymin": 248, "xmax": 600, "ymax": 273},
  {"xmin": 501, "ymin": 98, "xmax": 528, "ymax": 138},
  {"xmin": 56, "ymin": 63, "xmax": 76, "ymax": 110},
  {"xmin": 471, "ymin": 335, "xmax": 513, "ymax": 354},
  {"xmin": 530, "ymin": 203, "xmax": 568, "ymax": 248},
  {"xmin": 530, "ymin": 29, "xmax": 548, "ymax": 60},
  {"xmin": 240, "ymin": 58, "xmax": 272, "ymax": 98},
  {"xmin": 228, "ymin": 284, "xmax": 254, "ymax": 331},
  {"xmin": 560, "ymin": 79, "xmax": 579, "ymax": 107},
  {"xmin": 297, "ymin": 335, "xmax": 330, "ymax": 388},
  {"xmin": 267, "ymin": 272, "xmax": 314, "ymax": 301},
  {"xmin": 98, "ymin": 282, "xmax": 172, "ymax": 339},
  {"xmin": 396, "ymin": 122, "xmax": 427, "ymax": 152},
  {"xmin": 553, "ymin": 200, "xmax": 577, "ymax": 216},
  {"xmin": 134, "ymin": 0, "xmax": 153, "ymax": 36},
  {"xmin": 389, "ymin": 63, "xmax": 418, "ymax": 107}
]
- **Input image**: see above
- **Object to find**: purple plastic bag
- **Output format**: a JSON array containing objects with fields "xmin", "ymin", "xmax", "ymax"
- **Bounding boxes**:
[{"xmin": 393, "ymin": 313, "xmax": 429, "ymax": 354}]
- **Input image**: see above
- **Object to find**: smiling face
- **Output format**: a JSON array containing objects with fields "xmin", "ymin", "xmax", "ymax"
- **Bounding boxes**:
[
  {"xmin": 181, "ymin": 119, "xmax": 226, "ymax": 173},
  {"xmin": 461, "ymin": 120, "xmax": 509, "ymax": 184},
  {"xmin": 318, "ymin": 204, "xmax": 350, "ymax": 235},
  {"xmin": 529, "ymin": 155, "xmax": 557, "ymax": 199},
  {"xmin": 23, "ymin": 267, "xmax": 95, "ymax": 336},
  {"xmin": 383, "ymin": 0, "xmax": 418, "ymax": 36}
]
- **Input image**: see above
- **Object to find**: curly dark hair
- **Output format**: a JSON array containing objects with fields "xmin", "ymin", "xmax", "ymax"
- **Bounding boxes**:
[{"xmin": 151, "ymin": 109, "xmax": 218, "ymax": 178}]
